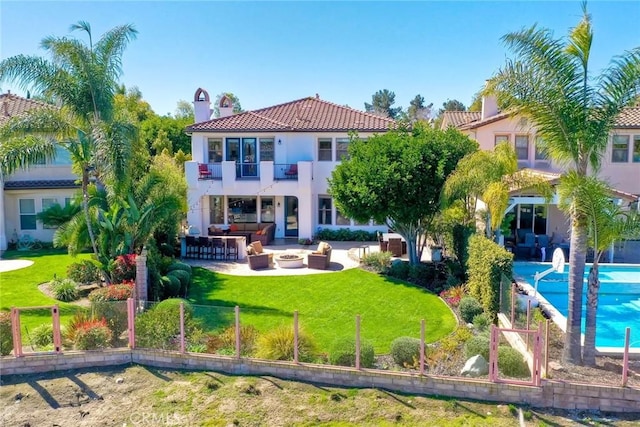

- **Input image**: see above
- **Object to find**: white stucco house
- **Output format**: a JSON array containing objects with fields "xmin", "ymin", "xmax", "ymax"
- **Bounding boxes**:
[
  {"xmin": 184, "ymin": 88, "xmax": 395, "ymax": 241},
  {"xmin": 0, "ymin": 92, "xmax": 79, "ymax": 251}
]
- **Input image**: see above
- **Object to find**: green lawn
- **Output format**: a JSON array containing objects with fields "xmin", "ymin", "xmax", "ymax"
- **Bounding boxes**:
[
  {"xmin": 0, "ymin": 249, "xmax": 91, "ymax": 333},
  {"xmin": 189, "ymin": 267, "xmax": 456, "ymax": 353}
]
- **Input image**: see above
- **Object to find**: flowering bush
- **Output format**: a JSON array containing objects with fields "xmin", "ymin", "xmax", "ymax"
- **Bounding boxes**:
[
  {"xmin": 73, "ymin": 318, "xmax": 113, "ymax": 350},
  {"xmin": 67, "ymin": 260, "xmax": 102, "ymax": 284},
  {"xmin": 439, "ymin": 284, "xmax": 467, "ymax": 307},
  {"xmin": 111, "ymin": 254, "xmax": 137, "ymax": 283},
  {"xmin": 88, "ymin": 281, "xmax": 134, "ymax": 302}
]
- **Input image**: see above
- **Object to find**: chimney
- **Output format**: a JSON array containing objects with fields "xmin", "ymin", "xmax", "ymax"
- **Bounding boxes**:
[
  {"xmin": 481, "ymin": 80, "xmax": 499, "ymax": 120},
  {"xmin": 193, "ymin": 88, "xmax": 212, "ymax": 123},
  {"xmin": 218, "ymin": 94, "xmax": 233, "ymax": 118}
]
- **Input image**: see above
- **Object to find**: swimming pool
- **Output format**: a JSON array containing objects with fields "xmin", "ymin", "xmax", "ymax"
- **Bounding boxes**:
[{"xmin": 513, "ymin": 262, "xmax": 640, "ymax": 349}]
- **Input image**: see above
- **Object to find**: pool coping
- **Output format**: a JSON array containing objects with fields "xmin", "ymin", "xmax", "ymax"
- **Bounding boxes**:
[{"xmin": 513, "ymin": 262, "xmax": 640, "ymax": 358}]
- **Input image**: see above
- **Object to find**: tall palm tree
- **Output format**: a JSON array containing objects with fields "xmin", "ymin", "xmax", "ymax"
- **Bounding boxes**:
[
  {"xmin": 0, "ymin": 21, "xmax": 137, "ymax": 259},
  {"xmin": 559, "ymin": 173, "xmax": 640, "ymax": 365},
  {"xmin": 487, "ymin": 5, "xmax": 640, "ymax": 364}
]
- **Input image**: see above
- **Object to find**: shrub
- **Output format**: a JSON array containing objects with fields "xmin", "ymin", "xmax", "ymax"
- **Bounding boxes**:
[
  {"xmin": 408, "ymin": 263, "xmax": 433, "ymax": 288},
  {"xmin": 51, "ymin": 278, "xmax": 79, "ymax": 302},
  {"xmin": 29, "ymin": 323, "xmax": 54, "ymax": 349},
  {"xmin": 110, "ymin": 253, "xmax": 137, "ymax": 283},
  {"xmin": 88, "ymin": 282, "xmax": 134, "ymax": 302},
  {"xmin": 452, "ymin": 224, "xmax": 475, "ymax": 279},
  {"xmin": 0, "ymin": 311, "xmax": 13, "ymax": 356},
  {"xmin": 73, "ymin": 318, "xmax": 113, "ymax": 350},
  {"xmin": 439, "ymin": 284, "xmax": 467, "ymax": 307},
  {"xmin": 464, "ymin": 335, "xmax": 490, "ymax": 360},
  {"xmin": 167, "ymin": 269, "xmax": 191, "ymax": 296},
  {"xmin": 163, "ymin": 275, "xmax": 181, "ymax": 298},
  {"xmin": 467, "ymin": 235, "xmax": 513, "ymax": 317},
  {"xmin": 166, "ymin": 261, "xmax": 192, "ymax": 275},
  {"xmin": 361, "ymin": 251, "xmax": 392, "ymax": 273},
  {"xmin": 64, "ymin": 310, "xmax": 91, "ymax": 344},
  {"xmin": 387, "ymin": 260, "xmax": 410, "ymax": 280},
  {"xmin": 459, "ymin": 296, "xmax": 484, "ymax": 324},
  {"xmin": 328, "ymin": 337, "xmax": 375, "ymax": 368},
  {"xmin": 472, "ymin": 313, "xmax": 491, "ymax": 332},
  {"xmin": 314, "ymin": 228, "xmax": 377, "ymax": 242},
  {"xmin": 390, "ymin": 337, "xmax": 421, "ymax": 367},
  {"xmin": 255, "ymin": 324, "xmax": 316, "ymax": 362},
  {"xmin": 498, "ymin": 346, "xmax": 530, "ymax": 378},
  {"xmin": 135, "ymin": 299, "xmax": 199, "ymax": 350},
  {"xmin": 67, "ymin": 260, "xmax": 102, "ymax": 284},
  {"xmin": 206, "ymin": 325, "xmax": 259, "ymax": 356}
]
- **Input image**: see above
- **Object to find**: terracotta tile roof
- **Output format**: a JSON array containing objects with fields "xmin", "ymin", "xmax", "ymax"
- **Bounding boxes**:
[
  {"xmin": 440, "ymin": 111, "xmax": 481, "ymax": 129},
  {"xmin": 458, "ymin": 112, "xmax": 511, "ymax": 130},
  {"xmin": 614, "ymin": 107, "xmax": 640, "ymax": 128},
  {"xmin": 187, "ymin": 96, "xmax": 396, "ymax": 133},
  {"xmin": 0, "ymin": 92, "xmax": 52, "ymax": 124},
  {"xmin": 4, "ymin": 179, "xmax": 79, "ymax": 190}
]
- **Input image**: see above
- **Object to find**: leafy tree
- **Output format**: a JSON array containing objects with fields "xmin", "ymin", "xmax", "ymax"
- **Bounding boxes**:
[
  {"xmin": 174, "ymin": 100, "xmax": 194, "ymax": 121},
  {"xmin": 468, "ymin": 92, "xmax": 482, "ymax": 112},
  {"xmin": 140, "ymin": 114, "xmax": 191, "ymax": 155},
  {"xmin": 405, "ymin": 94, "xmax": 433, "ymax": 123},
  {"xmin": 364, "ymin": 89, "xmax": 402, "ymax": 119},
  {"xmin": 487, "ymin": 5, "xmax": 640, "ymax": 364},
  {"xmin": 439, "ymin": 99, "xmax": 466, "ymax": 115},
  {"xmin": 0, "ymin": 21, "xmax": 138, "ymax": 263},
  {"xmin": 114, "ymin": 85, "xmax": 153, "ymax": 122},
  {"xmin": 213, "ymin": 92, "xmax": 243, "ymax": 117},
  {"xmin": 328, "ymin": 123, "xmax": 477, "ymax": 264},
  {"xmin": 558, "ymin": 173, "xmax": 640, "ymax": 365}
]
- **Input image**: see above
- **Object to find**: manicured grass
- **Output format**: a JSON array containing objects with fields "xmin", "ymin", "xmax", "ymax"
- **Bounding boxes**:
[
  {"xmin": 0, "ymin": 249, "xmax": 91, "ymax": 335},
  {"xmin": 189, "ymin": 267, "xmax": 457, "ymax": 353}
]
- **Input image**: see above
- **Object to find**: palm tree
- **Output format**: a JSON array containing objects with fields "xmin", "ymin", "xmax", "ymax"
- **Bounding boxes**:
[
  {"xmin": 559, "ymin": 173, "xmax": 640, "ymax": 365},
  {"xmin": 0, "ymin": 21, "xmax": 138, "ymax": 260},
  {"xmin": 487, "ymin": 5, "xmax": 640, "ymax": 364}
]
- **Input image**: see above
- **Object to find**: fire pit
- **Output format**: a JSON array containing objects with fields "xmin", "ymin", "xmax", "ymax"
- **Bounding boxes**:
[{"xmin": 275, "ymin": 253, "xmax": 304, "ymax": 268}]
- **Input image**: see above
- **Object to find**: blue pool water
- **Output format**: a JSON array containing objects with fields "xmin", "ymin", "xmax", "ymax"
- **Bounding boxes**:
[{"xmin": 513, "ymin": 263, "xmax": 640, "ymax": 349}]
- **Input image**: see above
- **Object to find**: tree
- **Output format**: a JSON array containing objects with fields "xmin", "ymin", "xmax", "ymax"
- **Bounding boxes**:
[
  {"xmin": 468, "ymin": 92, "xmax": 483, "ymax": 112},
  {"xmin": 140, "ymin": 114, "xmax": 191, "ymax": 155},
  {"xmin": 364, "ymin": 89, "xmax": 402, "ymax": 119},
  {"xmin": 487, "ymin": 5, "xmax": 640, "ymax": 364},
  {"xmin": 438, "ymin": 99, "xmax": 466, "ymax": 115},
  {"xmin": 558, "ymin": 173, "xmax": 640, "ymax": 365},
  {"xmin": 213, "ymin": 92, "xmax": 243, "ymax": 117},
  {"xmin": 174, "ymin": 100, "xmax": 194, "ymax": 121},
  {"xmin": 0, "ymin": 21, "xmax": 138, "ymax": 264},
  {"xmin": 405, "ymin": 94, "xmax": 433, "ymax": 123},
  {"xmin": 328, "ymin": 123, "xmax": 477, "ymax": 264}
]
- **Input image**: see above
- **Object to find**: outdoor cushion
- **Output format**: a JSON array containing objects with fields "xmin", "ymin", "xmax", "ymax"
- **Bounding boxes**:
[
  {"xmin": 251, "ymin": 241, "xmax": 264, "ymax": 253},
  {"xmin": 230, "ymin": 224, "xmax": 239, "ymax": 232}
]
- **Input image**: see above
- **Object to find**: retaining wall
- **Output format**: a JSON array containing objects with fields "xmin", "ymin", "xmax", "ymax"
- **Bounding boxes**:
[{"xmin": 1, "ymin": 349, "xmax": 638, "ymax": 413}]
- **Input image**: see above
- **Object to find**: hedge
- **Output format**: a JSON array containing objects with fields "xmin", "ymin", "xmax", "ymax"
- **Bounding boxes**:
[{"xmin": 466, "ymin": 235, "xmax": 513, "ymax": 319}]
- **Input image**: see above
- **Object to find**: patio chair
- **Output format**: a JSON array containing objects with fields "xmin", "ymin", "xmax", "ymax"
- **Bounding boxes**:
[
  {"xmin": 307, "ymin": 241, "xmax": 332, "ymax": 270},
  {"xmin": 226, "ymin": 238, "xmax": 239, "ymax": 261},
  {"xmin": 210, "ymin": 237, "xmax": 225, "ymax": 260},
  {"xmin": 388, "ymin": 238, "xmax": 403, "ymax": 257},
  {"xmin": 198, "ymin": 163, "xmax": 212, "ymax": 179},
  {"xmin": 246, "ymin": 241, "xmax": 273, "ymax": 270},
  {"xmin": 284, "ymin": 164, "xmax": 298, "ymax": 178},
  {"xmin": 516, "ymin": 232, "xmax": 536, "ymax": 259}
]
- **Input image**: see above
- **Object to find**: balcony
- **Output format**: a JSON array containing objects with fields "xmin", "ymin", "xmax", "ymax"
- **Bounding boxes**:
[
  {"xmin": 274, "ymin": 163, "xmax": 298, "ymax": 180},
  {"xmin": 198, "ymin": 163, "xmax": 222, "ymax": 180}
]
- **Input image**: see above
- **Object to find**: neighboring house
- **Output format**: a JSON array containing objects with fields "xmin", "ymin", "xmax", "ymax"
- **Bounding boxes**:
[
  {"xmin": 442, "ymin": 96, "xmax": 640, "ymax": 258},
  {"xmin": 0, "ymin": 92, "xmax": 79, "ymax": 251},
  {"xmin": 184, "ymin": 88, "xmax": 395, "ymax": 240}
]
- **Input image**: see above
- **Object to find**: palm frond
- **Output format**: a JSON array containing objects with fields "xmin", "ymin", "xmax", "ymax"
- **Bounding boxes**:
[{"xmin": 0, "ymin": 135, "xmax": 57, "ymax": 175}]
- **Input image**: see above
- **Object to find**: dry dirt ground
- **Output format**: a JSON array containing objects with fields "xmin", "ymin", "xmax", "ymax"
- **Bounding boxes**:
[{"xmin": 2, "ymin": 365, "xmax": 640, "ymax": 427}]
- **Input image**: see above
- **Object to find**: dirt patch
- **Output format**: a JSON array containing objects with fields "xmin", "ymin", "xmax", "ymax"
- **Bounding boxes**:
[{"xmin": 1, "ymin": 365, "xmax": 639, "ymax": 426}]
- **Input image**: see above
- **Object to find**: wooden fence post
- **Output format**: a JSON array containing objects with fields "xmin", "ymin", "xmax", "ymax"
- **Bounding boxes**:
[
  {"xmin": 355, "ymin": 315, "xmax": 361, "ymax": 370},
  {"xmin": 420, "ymin": 319, "xmax": 425, "ymax": 376},
  {"xmin": 235, "ymin": 306, "xmax": 241, "ymax": 359},
  {"xmin": 179, "ymin": 302, "xmax": 185, "ymax": 354},
  {"xmin": 127, "ymin": 298, "xmax": 135, "ymax": 349},
  {"xmin": 11, "ymin": 308, "xmax": 23, "ymax": 357},
  {"xmin": 622, "ymin": 327, "xmax": 630, "ymax": 387},
  {"xmin": 52, "ymin": 305, "xmax": 61, "ymax": 354},
  {"xmin": 294, "ymin": 311, "xmax": 299, "ymax": 364},
  {"xmin": 510, "ymin": 283, "xmax": 516, "ymax": 326}
]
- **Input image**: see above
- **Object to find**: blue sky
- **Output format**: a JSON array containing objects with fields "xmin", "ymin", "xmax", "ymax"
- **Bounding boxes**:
[{"xmin": 1, "ymin": 1, "xmax": 639, "ymax": 116}]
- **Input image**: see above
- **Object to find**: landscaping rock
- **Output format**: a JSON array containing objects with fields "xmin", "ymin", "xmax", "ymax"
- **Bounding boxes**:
[
  {"xmin": 115, "ymin": 377, "xmax": 124, "ymax": 384},
  {"xmin": 460, "ymin": 354, "xmax": 489, "ymax": 377}
]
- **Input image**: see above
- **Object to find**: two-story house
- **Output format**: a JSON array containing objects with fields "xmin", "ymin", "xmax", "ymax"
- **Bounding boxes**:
[
  {"xmin": 184, "ymin": 88, "xmax": 395, "ymax": 241},
  {"xmin": 0, "ymin": 92, "xmax": 79, "ymax": 251},
  {"xmin": 442, "ymin": 96, "xmax": 640, "ymax": 258}
]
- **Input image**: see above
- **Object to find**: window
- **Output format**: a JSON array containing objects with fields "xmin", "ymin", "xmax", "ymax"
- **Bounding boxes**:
[
  {"xmin": 41, "ymin": 198, "xmax": 59, "ymax": 229},
  {"xmin": 260, "ymin": 197, "xmax": 274, "ymax": 223},
  {"xmin": 318, "ymin": 197, "xmax": 332, "ymax": 225},
  {"xmin": 534, "ymin": 136, "xmax": 548, "ymax": 160},
  {"xmin": 209, "ymin": 196, "xmax": 224, "ymax": 224},
  {"xmin": 494, "ymin": 135, "xmax": 509, "ymax": 147},
  {"xmin": 226, "ymin": 138, "xmax": 240, "ymax": 161},
  {"xmin": 515, "ymin": 135, "xmax": 529, "ymax": 160},
  {"xmin": 208, "ymin": 139, "xmax": 223, "ymax": 162},
  {"xmin": 318, "ymin": 138, "xmax": 332, "ymax": 161},
  {"xmin": 633, "ymin": 135, "xmax": 640, "ymax": 163},
  {"xmin": 336, "ymin": 138, "xmax": 350, "ymax": 160},
  {"xmin": 19, "ymin": 199, "xmax": 37, "ymax": 230},
  {"xmin": 228, "ymin": 197, "xmax": 257, "ymax": 223},
  {"xmin": 612, "ymin": 135, "xmax": 629, "ymax": 163},
  {"xmin": 336, "ymin": 208, "xmax": 350, "ymax": 226},
  {"xmin": 33, "ymin": 146, "xmax": 72, "ymax": 166},
  {"xmin": 259, "ymin": 138, "xmax": 274, "ymax": 162}
]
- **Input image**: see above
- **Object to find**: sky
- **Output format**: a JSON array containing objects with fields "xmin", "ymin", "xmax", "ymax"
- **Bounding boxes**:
[{"xmin": 1, "ymin": 1, "xmax": 639, "ymax": 117}]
